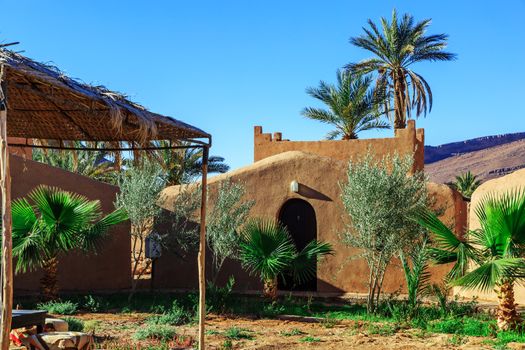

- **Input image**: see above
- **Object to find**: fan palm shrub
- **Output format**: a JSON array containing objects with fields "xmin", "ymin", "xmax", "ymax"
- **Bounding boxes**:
[
  {"xmin": 12, "ymin": 186, "xmax": 128, "ymax": 300},
  {"xmin": 399, "ymin": 238, "xmax": 430, "ymax": 315},
  {"xmin": 302, "ymin": 70, "xmax": 390, "ymax": 139},
  {"xmin": 239, "ymin": 219, "xmax": 332, "ymax": 299},
  {"xmin": 417, "ymin": 189, "xmax": 525, "ymax": 330},
  {"xmin": 453, "ymin": 171, "xmax": 481, "ymax": 200},
  {"xmin": 347, "ymin": 9, "xmax": 456, "ymax": 129}
]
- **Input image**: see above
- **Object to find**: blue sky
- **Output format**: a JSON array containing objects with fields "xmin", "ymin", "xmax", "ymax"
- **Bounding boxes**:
[{"xmin": 3, "ymin": 1, "xmax": 524, "ymax": 170}]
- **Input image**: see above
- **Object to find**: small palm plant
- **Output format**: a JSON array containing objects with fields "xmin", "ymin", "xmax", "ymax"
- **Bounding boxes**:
[
  {"xmin": 399, "ymin": 238, "xmax": 430, "ymax": 313},
  {"xmin": 239, "ymin": 219, "xmax": 333, "ymax": 299},
  {"xmin": 417, "ymin": 189, "xmax": 525, "ymax": 330},
  {"xmin": 347, "ymin": 9, "xmax": 456, "ymax": 129},
  {"xmin": 12, "ymin": 186, "xmax": 128, "ymax": 300},
  {"xmin": 454, "ymin": 171, "xmax": 481, "ymax": 200},
  {"xmin": 302, "ymin": 70, "xmax": 390, "ymax": 140}
]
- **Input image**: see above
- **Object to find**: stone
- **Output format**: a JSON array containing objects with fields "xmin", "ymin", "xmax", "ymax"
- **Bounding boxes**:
[
  {"xmin": 19, "ymin": 332, "xmax": 93, "ymax": 350},
  {"xmin": 44, "ymin": 318, "xmax": 68, "ymax": 332},
  {"xmin": 507, "ymin": 342, "xmax": 525, "ymax": 350}
]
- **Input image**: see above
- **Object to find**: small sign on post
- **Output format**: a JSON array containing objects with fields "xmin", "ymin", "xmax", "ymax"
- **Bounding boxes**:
[{"xmin": 145, "ymin": 233, "xmax": 162, "ymax": 259}]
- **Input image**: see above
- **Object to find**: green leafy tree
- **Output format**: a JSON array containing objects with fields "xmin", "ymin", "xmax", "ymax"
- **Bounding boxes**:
[
  {"xmin": 302, "ymin": 70, "xmax": 390, "ymax": 139},
  {"xmin": 453, "ymin": 171, "xmax": 481, "ymax": 200},
  {"xmin": 347, "ymin": 9, "xmax": 456, "ymax": 129},
  {"xmin": 206, "ymin": 180, "xmax": 255, "ymax": 282},
  {"xmin": 417, "ymin": 189, "xmax": 525, "ymax": 330},
  {"xmin": 115, "ymin": 159, "xmax": 167, "ymax": 298},
  {"xmin": 239, "ymin": 219, "xmax": 332, "ymax": 299},
  {"xmin": 341, "ymin": 152, "xmax": 428, "ymax": 313},
  {"xmin": 12, "ymin": 186, "xmax": 127, "ymax": 300}
]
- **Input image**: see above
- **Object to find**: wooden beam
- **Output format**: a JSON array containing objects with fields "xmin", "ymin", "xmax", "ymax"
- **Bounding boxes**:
[
  {"xmin": 197, "ymin": 146, "xmax": 209, "ymax": 350},
  {"xmin": 0, "ymin": 107, "xmax": 13, "ymax": 350}
]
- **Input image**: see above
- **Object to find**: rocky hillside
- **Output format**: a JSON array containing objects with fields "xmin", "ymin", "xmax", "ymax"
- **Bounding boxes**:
[{"xmin": 425, "ymin": 132, "xmax": 525, "ymax": 184}]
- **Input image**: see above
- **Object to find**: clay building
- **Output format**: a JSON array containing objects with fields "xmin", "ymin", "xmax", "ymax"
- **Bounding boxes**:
[{"xmin": 158, "ymin": 121, "xmax": 467, "ymax": 296}]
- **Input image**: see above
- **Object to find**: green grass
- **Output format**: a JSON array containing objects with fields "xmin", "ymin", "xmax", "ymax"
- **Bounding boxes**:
[
  {"xmin": 133, "ymin": 324, "xmax": 177, "ymax": 341},
  {"xmin": 280, "ymin": 328, "xmax": 305, "ymax": 337},
  {"xmin": 223, "ymin": 327, "xmax": 254, "ymax": 340},
  {"xmin": 299, "ymin": 336, "xmax": 321, "ymax": 343}
]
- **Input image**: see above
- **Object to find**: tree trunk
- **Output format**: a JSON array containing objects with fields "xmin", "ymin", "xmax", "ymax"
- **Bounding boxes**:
[
  {"xmin": 393, "ymin": 71, "xmax": 407, "ymax": 129},
  {"xmin": 496, "ymin": 280, "xmax": 521, "ymax": 330},
  {"xmin": 263, "ymin": 277, "xmax": 278, "ymax": 300},
  {"xmin": 41, "ymin": 257, "xmax": 59, "ymax": 301}
]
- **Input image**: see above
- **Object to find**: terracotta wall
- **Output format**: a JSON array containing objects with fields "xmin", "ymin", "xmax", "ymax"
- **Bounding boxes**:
[
  {"xmin": 157, "ymin": 151, "xmax": 466, "ymax": 295},
  {"xmin": 254, "ymin": 120, "xmax": 425, "ymax": 172},
  {"xmin": 456, "ymin": 168, "xmax": 525, "ymax": 302},
  {"xmin": 10, "ymin": 155, "xmax": 131, "ymax": 295}
]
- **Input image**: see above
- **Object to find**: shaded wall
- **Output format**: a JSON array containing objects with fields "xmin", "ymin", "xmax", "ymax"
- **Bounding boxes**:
[
  {"xmin": 10, "ymin": 155, "xmax": 131, "ymax": 294},
  {"xmin": 157, "ymin": 151, "xmax": 466, "ymax": 295},
  {"xmin": 456, "ymin": 168, "xmax": 525, "ymax": 302}
]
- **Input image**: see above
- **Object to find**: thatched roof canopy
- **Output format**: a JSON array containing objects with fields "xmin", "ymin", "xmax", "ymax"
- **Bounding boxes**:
[{"xmin": 0, "ymin": 49, "xmax": 210, "ymax": 144}]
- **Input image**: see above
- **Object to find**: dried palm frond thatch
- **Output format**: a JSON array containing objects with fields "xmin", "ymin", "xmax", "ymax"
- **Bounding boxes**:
[{"xmin": 0, "ymin": 49, "xmax": 209, "ymax": 144}]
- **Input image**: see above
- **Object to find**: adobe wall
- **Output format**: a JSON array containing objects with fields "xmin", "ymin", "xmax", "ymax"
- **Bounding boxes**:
[
  {"xmin": 157, "ymin": 151, "xmax": 466, "ymax": 295},
  {"xmin": 254, "ymin": 120, "xmax": 425, "ymax": 172},
  {"xmin": 455, "ymin": 169, "xmax": 525, "ymax": 303},
  {"xmin": 10, "ymin": 155, "xmax": 131, "ymax": 295}
]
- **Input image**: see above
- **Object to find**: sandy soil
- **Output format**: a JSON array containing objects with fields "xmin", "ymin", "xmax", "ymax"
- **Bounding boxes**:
[{"xmin": 71, "ymin": 312, "xmax": 499, "ymax": 349}]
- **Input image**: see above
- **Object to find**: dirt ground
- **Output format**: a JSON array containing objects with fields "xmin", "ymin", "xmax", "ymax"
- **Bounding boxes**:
[{"xmin": 73, "ymin": 312, "xmax": 501, "ymax": 349}]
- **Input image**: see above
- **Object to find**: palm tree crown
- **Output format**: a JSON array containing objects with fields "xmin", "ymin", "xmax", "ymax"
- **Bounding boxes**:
[
  {"xmin": 302, "ymin": 70, "xmax": 390, "ymax": 140},
  {"xmin": 453, "ymin": 171, "xmax": 482, "ymax": 200},
  {"xmin": 417, "ymin": 189, "xmax": 525, "ymax": 330},
  {"xmin": 239, "ymin": 218, "xmax": 332, "ymax": 299},
  {"xmin": 347, "ymin": 9, "xmax": 456, "ymax": 129}
]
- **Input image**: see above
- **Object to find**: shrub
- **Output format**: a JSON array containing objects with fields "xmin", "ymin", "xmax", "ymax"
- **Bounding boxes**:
[
  {"xmin": 224, "ymin": 327, "xmax": 254, "ymax": 340},
  {"xmin": 37, "ymin": 300, "xmax": 78, "ymax": 315},
  {"xmin": 133, "ymin": 324, "xmax": 177, "ymax": 341},
  {"xmin": 63, "ymin": 317, "xmax": 83, "ymax": 332},
  {"xmin": 82, "ymin": 295, "xmax": 110, "ymax": 313},
  {"xmin": 206, "ymin": 276, "xmax": 235, "ymax": 313},
  {"xmin": 147, "ymin": 300, "xmax": 192, "ymax": 326},
  {"xmin": 83, "ymin": 320, "xmax": 100, "ymax": 333}
]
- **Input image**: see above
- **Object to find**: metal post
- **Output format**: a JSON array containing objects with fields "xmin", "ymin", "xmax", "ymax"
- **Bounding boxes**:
[{"xmin": 198, "ymin": 145, "xmax": 209, "ymax": 350}]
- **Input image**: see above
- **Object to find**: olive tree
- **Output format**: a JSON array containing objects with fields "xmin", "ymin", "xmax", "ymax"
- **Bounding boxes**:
[
  {"xmin": 341, "ymin": 152, "xmax": 427, "ymax": 313},
  {"xmin": 206, "ymin": 179, "xmax": 255, "ymax": 282}
]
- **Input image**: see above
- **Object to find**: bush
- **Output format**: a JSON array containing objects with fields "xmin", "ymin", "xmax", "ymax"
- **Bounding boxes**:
[
  {"xmin": 63, "ymin": 317, "xmax": 84, "ymax": 332},
  {"xmin": 83, "ymin": 320, "xmax": 100, "ymax": 333},
  {"xmin": 133, "ymin": 324, "xmax": 177, "ymax": 341},
  {"xmin": 206, "ymin": 276, "xmax": 235, "ymax": 313},
  {"xmin": 82, "ymin": 295, "xmax": 110, "ymax": 313},
  {"xmin": 37, "ymin": 300, "xmax": 78, "ymax": 315},
  {"xmin": 147, "ymin": 301, "xmax": 191, "ymax": 326}
]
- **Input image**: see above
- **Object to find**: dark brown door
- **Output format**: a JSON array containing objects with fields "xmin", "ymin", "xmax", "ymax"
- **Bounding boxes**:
[{"xmin": 278, "ymin": 199, "xmax": 317, "ymax": 291}]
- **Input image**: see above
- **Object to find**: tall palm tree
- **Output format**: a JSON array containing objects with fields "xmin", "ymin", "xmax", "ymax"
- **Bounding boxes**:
[
  {"xmin": 453, "ymin": 171, "xmax": 482, "ymax": 200},
  {"xmin": 239, "ymin": 219, "xmax": 332, "ymax": 299},
  {"xmin": 12, "ymin": 186, "xmax": 128, "ymax": 300},
  {"xmin": 151, "ymin": 140, "xmax": 230, "ymax": 185},
  {"xmin": 417, "ymin": 189, "xmax": 525, "ymax": 330},
  {"xmin": 347, "ymin": 9, "xmax": 456, "ymax": 129},
  {"xmin": 302, "ymin": 70, "xmax": 390, "ymax": 139}
]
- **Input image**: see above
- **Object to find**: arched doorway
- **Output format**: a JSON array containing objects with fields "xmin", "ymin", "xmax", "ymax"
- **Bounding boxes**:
[{"xmin": 278, "ymin": 198, "xmax": 317, "ymax": 291}]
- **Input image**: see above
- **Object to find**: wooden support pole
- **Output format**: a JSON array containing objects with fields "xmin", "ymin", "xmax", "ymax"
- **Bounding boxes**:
[
  {"xmin": 0, "ymin": 107, "xmax": 13, "ymax": 350},
  {"xmin": 198, "ymin": 146, "xmax": 209, "ymax": 350}
]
